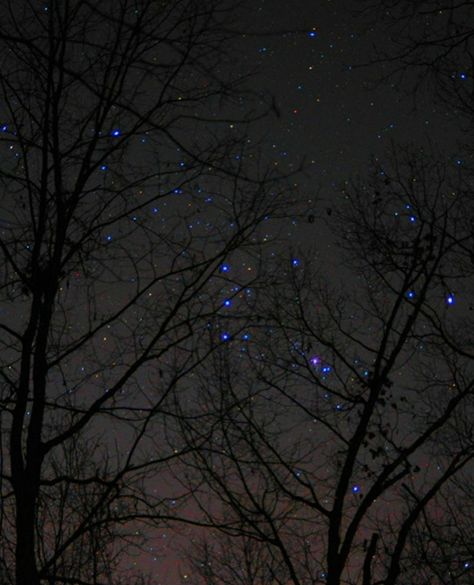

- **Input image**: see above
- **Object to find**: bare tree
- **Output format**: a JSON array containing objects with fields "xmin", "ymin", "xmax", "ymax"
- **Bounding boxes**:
[
  {"xmin": 176, "ymin": 147, "xmax": 474, "ymax": 585},
  {"xmin": 0, "ymin": 1, "xmax": 294, "ymax": 584},
  {"xmin": 184, "ymin": 533, "xmax": 286, "ymax": 585},
  {"xmin": 359, "ymin": 0, "xmax": 474, "ymax": 129}
]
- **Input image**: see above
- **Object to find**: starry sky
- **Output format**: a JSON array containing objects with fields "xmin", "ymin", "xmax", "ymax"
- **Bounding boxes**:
[
  {"xmin": 148, "ymin": 1, "xmax": 461, "ymax": 582},
  {"xmin": 242, "ymin": 0, "xmax": 455, "ymax": 184},
  {"xmin": 2, "ymin": 1, "xmax": 467, "ymax": 584},
  {"xmin": 215, "ymin": 0, "xmax": 460, "ymax": 292}
]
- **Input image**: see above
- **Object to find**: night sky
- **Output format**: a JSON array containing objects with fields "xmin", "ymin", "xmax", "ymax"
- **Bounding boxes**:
[
  {"xmin": 230, "ymin": 0, "xmax": 458, "ymax": 270},
  {"xmin": 149, "ymin": 1, "xmax": 460, "ymax": 582},
  {"xmin": 243, "ymin": 0, "xmax": 451, "ymax": 184},
  {"xmin": 2, "ymin": 1, "xmax": 471, "ymax": 584}
]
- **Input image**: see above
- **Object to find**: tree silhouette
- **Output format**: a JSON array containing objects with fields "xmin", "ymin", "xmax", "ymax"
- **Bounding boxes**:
[
  {"xmin": 361, "ymin": 0, "xmax": 474, "ymax": 126},
  {"xmin": 0, "ymin": 1, "xmax": 293, "ymax": 584},
  {"xmin": 177, "ymin": 147, "xmax": 474, "ymax": 585}
]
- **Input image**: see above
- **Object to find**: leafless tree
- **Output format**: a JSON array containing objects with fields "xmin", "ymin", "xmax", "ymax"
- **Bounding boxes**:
[
  {"xmin": 176, "ymin": 147, "xmax": 474, "ymax": 585},
  {"xmin": 0, "ymin": 1, "xmax": 295, "ymax": 584},
  {"xmin": 359, "ymin": 0, "xmax": 474, "ymax": 129}
]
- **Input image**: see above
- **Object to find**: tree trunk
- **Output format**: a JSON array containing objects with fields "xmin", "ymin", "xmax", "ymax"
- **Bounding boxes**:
[{"xmin": 15, "ymin": 486, "xmax": 40, "ymax": 585}]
